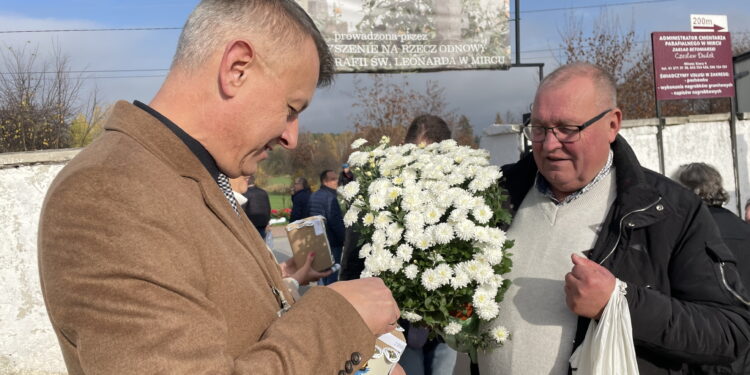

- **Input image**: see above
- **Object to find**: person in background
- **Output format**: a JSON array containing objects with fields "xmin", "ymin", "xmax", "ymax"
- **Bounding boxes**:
[
  {"xmin": 674, "ymin": 163, "xmax": 750, "ymax": 374},
  {"xmin": 479, "ymin": 62, "xmax": 750, "ymax": 375},
  {"xmin": 399, "ymin": 114, "xmax": 457, "ymax": 375},
  {"xmin": 37, "ymin": 1, "xmax": 401, "ymax": 373},
  {"xmin": 745, "ymin": 199, "xmax": 750, "ymax": 224},
  {"xmin": 291, "ymin": 176, "xmax": 312, "ymax": 222},
  {"xmin": 243, "ymin": 175, "xmax": 271, "ymax": 238},
  {"xmin": 674, "ymin": 163, "xmax": 750, "ymax": 289},
  {"xmin": 309, "ymin": 169, "xmax": 345, "ymax": 285},
  {"xmin": 339, "ymin": 163, "xmax": 355, "ymax": 186}
]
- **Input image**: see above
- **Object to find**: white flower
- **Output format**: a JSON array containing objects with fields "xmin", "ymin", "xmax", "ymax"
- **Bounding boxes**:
[
  {"xmin": 431, "ymin": 223, "xmax": 455, "ymax": 245},
  {"xmin": 396, "ymin": 244, "xmax": 414, "ymax": 262},
  {"xmin": 404, "ymin": 264, "xmax": 419, "ymax": 279},
  {"xmin": 401, "ymin": 186, "xmax": 424, "ymax": 212},
  {"xmin": 369, "ymin": 194, "xmax": 388, "ymax": 211},
  {"xmin": 386, "ymin": 223, "xmax": 404, "ymax": 246},
  {"xmin": 486, "ymin": 227, "xmax": 507, "ymax": 246},
  {"xmin": 471, "ymin": 204, "xmax": 492, "ymax": 224},
  {"xmin": 454, "ymin": 220, "xmax": 476, "ymax": 241},
  {"xmin": 454, "ymin": 192, "xmax": 475, "ymax": 211},
  {"xmin": 372, "ymin": 230, "xmax": 387, "ymax": 247},
  {"xmin": 340, "ymin": 181, "xmax": 360, "ymax": 200},
  {"xmin": 348, "ymin": 151, "xmax": 369, "ymax": 167},
  {"xmin": 451, "ymin": 268, "xmax": 471, "ymax": 289},
  {"xmin": 402, "ymin": 311, "xmax": 422, "ymax": 322},
  {"xmin": 435, "ymin": 263, "xmax": 453, "ymax": 285},
  {"xmin": 421, "ymin": 269, "xmax": 442, "ymax": 291},
  {"xmin": 483, "ymin": 274, "xmax": 505, "ymax": 289},
  {"xmin": 490, "ymin": 326, "xmax": 509, "ymax": 344},
  {"xmin": 359, "ymin": 244, "xmax": 373, "ymax": 258},
  {"xmin": 404, "ymin": 208, "xmax": 425, "ymax": 228},
  {"xmin": 351, "ymin": 138, "xmax": 368, "ymax": 149},
  {"xmin": 362, "ymin": 213, "xmax": 375, "ymax": 226},
  {"xmin": 473, "ymin": 226, "xmax": 490, "ymax": 243},
  {"xmin": 424, "ymin": 206, "xmax": 443, "ymax": 225},
  {"xmin": 444, "ymin": 322, "xmax": 462, "ymax": 335},
  {"xmin": 385, "ymin": 187, "xmax": 402, "ymax": 203},
  {"xmin": 463, "ymin": 260, "xmax": 495, "ymax": 284},
  {"xmin": 343, "ymin": 207, "xmax": 359, "ymax": 227},
  {"xmin": 481, "ymin": 246, "xmax": 504, "ymax": 266},
  {"xmin": 413, "ymin": 232, "xmax": 434, "ymax": 250},
  {"xmin": 448, "ymin": 209, "xmax": 468, "ymax": 223},
  {"xmin": 476, "ymin": 302, "xmax": 500, "ymax": 320},
  {"xmin": 446, "ymin": 171, "xmax": 466, "ymax": 186},
  {"xmin": 374, "ymin": 211, "xmax": 392, "ymax": 230}
]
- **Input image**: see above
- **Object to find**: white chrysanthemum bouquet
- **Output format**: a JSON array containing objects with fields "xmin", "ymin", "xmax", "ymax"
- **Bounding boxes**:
[{"xmin": 341, "ymin": 136, "xmax": 513, "ymax": 362}]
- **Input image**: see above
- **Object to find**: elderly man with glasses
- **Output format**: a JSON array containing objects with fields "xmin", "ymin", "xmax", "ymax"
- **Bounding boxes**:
[{"xmin": 479, "ymin": 62, "xmax": 750, "ymax": 375}]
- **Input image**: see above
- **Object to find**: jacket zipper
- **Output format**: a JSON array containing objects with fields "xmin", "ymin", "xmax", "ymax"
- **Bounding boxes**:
[
  {"xmin": 599, "ymin": 197, "xmax": 662, "ymax": 265},
  {"xmin": 719, "ymin": 262, "xmax": 750, "ymax": 306}
]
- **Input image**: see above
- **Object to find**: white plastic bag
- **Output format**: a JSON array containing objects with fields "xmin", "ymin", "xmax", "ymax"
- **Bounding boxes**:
[
  {"xmin": 569, "ymin": 278, "xmax": 639, "ymax": 375},
  {"xmin": 264, "ymin": 230, "xmax": 274, "ymax": 250}
]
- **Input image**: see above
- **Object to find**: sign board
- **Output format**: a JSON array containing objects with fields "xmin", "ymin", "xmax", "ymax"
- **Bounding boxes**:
[
  {"xmin": 651, "ymin": 32, "xmax": 734, "ymax": 101},
  {"xmin": 296, "ymin": 0, "xmax": 510, "ymax": 73},
  {"xmin": 690, "ymin": 14, "xmax": 728, "ymax": 32}
]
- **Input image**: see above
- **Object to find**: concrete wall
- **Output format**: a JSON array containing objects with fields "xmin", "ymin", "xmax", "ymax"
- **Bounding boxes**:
[
  {"xmin": 481, "ymin": 114, "xmax": 750, "ymax": 215},
  {"xmin": 1, "ymin": 149, "xmax": 78, "ymax": 375}
]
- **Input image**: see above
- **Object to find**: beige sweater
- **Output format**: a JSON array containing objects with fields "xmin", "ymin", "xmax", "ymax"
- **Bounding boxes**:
[{"xmin": 479, "ymin": 169, "xmax": 616, "ymax": 374}]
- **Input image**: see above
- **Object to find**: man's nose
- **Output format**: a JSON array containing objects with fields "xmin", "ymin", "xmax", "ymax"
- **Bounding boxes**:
[
  {"xmin": 540, "ymin": 128, "xmax": 562, "ymax": 151},
  {"xmin": 278, "ymin": 120, "xmax": 299, "ymax": 150}
]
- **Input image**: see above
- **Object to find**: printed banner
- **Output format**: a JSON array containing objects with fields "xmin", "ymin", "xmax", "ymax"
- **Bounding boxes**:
[{"xmin": 297, "ymin": 0, "xmax": 511, "ymax": 72}]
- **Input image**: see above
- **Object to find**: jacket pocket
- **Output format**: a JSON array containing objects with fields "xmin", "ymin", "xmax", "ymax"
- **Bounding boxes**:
[{"xmin": 706, "ymin": 241, "xmax": 750, "ymax": 307}]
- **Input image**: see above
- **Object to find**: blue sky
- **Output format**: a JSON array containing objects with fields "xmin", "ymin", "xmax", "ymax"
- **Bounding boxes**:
[{"xmin": 1, "ymin": 0, "xmax": 748, "ymax": 134}]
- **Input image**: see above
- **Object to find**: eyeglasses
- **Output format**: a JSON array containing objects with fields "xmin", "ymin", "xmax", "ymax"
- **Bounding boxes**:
[{"xmin": 522, "ymin": 108, "xmax": 612, "ymax": 143}]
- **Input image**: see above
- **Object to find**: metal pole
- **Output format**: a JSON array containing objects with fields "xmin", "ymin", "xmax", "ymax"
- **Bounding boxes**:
[
  {"xmin": 515, "ymin": 0, "xmax": 520, "ymax": 64},
  {"xmin": 655, "ymin": 101, "xmax": 665, "ymax": 175},
  {"xmin": 730, "ymin": 97, "xmax": 742, "ymax": 214}
]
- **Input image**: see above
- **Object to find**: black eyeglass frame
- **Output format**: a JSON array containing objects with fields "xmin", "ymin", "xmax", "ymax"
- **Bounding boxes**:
[{"xmin": 523, "ymin": 108, "xmax": 613, "ymax": 143}]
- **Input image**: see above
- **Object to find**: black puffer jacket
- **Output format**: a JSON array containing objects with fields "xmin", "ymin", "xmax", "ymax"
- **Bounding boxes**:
[{"xmin": 501, "ymin": 135, "xmax": 750, "ymax": 374}]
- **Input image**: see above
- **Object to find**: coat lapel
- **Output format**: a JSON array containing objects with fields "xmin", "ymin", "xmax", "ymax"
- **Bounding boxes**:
[{"xmin": 103, "ymin": 101, "xmax": 287, "ymax": 298}]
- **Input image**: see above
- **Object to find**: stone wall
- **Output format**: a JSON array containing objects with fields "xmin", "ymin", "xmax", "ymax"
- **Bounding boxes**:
[{"xmin": 1, "ymin": 149, "xmax": 78, "ymax": 374}]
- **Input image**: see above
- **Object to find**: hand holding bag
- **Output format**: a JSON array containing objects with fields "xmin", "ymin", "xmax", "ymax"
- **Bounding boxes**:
[{"xmin": 569, "ymin": 278, "xmax": 639, "ymax": 375}]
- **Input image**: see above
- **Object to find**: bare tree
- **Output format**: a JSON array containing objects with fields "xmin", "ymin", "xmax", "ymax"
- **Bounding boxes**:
[
  {"xmin": 69, "ymin": 89, "xmax": 110, "ymax": 148},
  {"xmin": 0, "ymin": 43, "xmax": 84, "ymax": 152},
  {"xmin": 558, "ymin": 10, "xmax": 636, "ymax": 84},
  {"xmin": 350, "ymin": 74, "xmax": 458, "ymax": 145}
]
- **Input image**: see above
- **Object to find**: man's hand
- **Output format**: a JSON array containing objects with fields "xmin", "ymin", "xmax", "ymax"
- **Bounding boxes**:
[
  {"xmin": 391, "ymin": 363, "xmax": 406, "ymax": 375},
  {"xmin": 328, "ymin": 278, "xmax": 400, "ymax": 336},
  {"xmin": 564, "ymin": 254, "xmax": 616, "ymax": 319},
  {"xmin": 280, "ymin": 252, "xmax": 332, "ymax": 285}
]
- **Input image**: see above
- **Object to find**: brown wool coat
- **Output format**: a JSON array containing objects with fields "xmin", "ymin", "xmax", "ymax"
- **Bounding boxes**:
[{"xmin": 38, "ymin": 101, "xmax": 374, "ymax": 374}]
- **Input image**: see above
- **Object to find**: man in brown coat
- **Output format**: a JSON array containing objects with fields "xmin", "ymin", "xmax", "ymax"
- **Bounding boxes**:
[{"xmin": 37, "ymin": 1, "xmax": 400, "ymax": 374}]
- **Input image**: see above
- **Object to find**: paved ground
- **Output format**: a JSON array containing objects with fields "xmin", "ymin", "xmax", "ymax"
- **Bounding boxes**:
[{"xmin": 268, "ymin": 225, "xmax": 472, "ymax": 375}]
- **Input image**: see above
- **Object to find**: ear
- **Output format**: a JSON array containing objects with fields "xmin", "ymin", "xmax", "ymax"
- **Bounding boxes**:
[
  {"xmin": 218, "ymin": 40, "xmax": 255, "ymax": 98},
  {"xmin": 607, "ymin": 108, "xmax": 622, "ymax": 143}
]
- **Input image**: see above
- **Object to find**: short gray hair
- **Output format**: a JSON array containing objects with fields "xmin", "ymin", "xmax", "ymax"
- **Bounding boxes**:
[
  {"xmin": 538, "ymin": 62, "xmax": 617, "ymax": 108},
  {"xmin": 674, "ymin": 162, "xmax": 729, "ymax": 207},
  {"xmin": 173, "ymin": 0, "xmax": 334, "ymax": 87}
]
